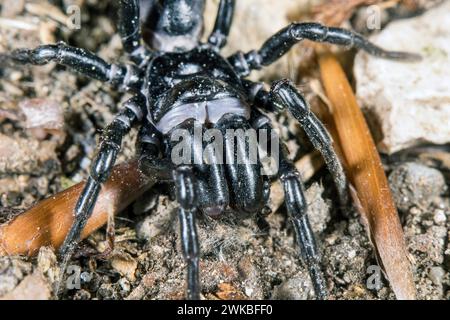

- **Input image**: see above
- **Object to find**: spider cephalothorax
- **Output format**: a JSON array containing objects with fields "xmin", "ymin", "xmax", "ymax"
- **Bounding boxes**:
[{"xmin": 7, "ymin": 0, "xmax": 419, "ymax": 299}]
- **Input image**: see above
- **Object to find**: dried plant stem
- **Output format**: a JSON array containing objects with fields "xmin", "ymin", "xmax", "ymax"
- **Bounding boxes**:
[
  {"xmin": 318, "ymin": 52, "xmax": 416, "ymax": 300},
  {"xmin": 0, "ymin": 160, "xmax": 154, "ymax": 257}
]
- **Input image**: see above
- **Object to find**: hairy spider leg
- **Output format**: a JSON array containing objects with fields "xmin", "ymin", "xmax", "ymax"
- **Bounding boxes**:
[
  {"xmin": 119, "ymin": 0, "xmax": 152, "ymax": 65},
  {"xmin": 173, "ymin": 164, "xmax": 201, "ymax": 300},
  {"xmin": 252, "ymin": 80, "xmax": 349, "ymax": 208},
  {"xmin": 58, "ymin": 95, "xmax": 146, "ymax": 273},
  {"xmin": 208, "ymin": 0, "xmax": 236, "ymax": 49},
  {"xmin": 270, "ymin": 80, "xmax": 349, "ymax": 207},
  {"xmin": 166, "ymin": 120, "xmax": 234, "ymax": 299},
  {"xmin": 136, "ymin": 124, "xmax": 174, "ymax": 181},
  {"xmin": 178, "ymin": 204, "xmax": 201, "ymax": 300},
  {"xmin": 161, "ymin": 120, "xmax": 204, "ymax": 300},
  {"xmin": 251, "ymin": 109, "xmax": 327, "ymax": 299},
  {"xmin": 10, "ymin": 42, "xmax": 142, "ymax": 92},
  {"xmin": 228, "ymin": 22, "xmax": 422, "ymax": 76}
]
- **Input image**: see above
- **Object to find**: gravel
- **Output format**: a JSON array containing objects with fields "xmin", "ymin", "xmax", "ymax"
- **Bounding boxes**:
[{"xmin": 389, "ymin": 162, "xmax": 447, "ymax": 212}]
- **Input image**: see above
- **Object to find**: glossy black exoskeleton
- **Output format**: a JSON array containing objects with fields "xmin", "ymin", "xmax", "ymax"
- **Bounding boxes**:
[{"xmin": 7, "ymin": 0, "xmax": 420, "ymax": 300}]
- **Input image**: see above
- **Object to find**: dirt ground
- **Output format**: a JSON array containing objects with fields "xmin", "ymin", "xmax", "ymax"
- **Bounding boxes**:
[{"xmin": 0, "ymin": 0, "xmax": 448, "ymax": 300}]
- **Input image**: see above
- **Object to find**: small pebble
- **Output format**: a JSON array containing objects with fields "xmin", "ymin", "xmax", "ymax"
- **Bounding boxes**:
[
  {"xmin": 271, "ymin": 273, "xmax": 312, "ymax": 300},
  {"xmin": 73, "ymin": 289, "xmax": 91, "ymax": 300},
  {"xmin": 118, "ymin": 278, "xmax": 131, "ymax": 294},
  {"xmin": 428, "ymin": 267, "xmax": 445, "ymax": 286},
  {"xmin": 389, "ymin": 162, "xmax": 446, "ymax": 212},
  {"xmin": 348, "ymin": 250, "xmax": 357, "ymax": 259},
  {"xmin": 433, "ymin": 210, "xmax": 447, "ymax": 225},
  {"xmin": 97, "ymin": 283, "xmax": 115, "ymax": 299}
]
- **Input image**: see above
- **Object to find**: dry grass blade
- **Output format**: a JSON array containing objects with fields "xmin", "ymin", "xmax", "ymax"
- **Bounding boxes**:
[
  {"xmin": 0, "ymin": 160, "xmax": 155, "ymax": 257},
  {"xmin": 318, "ymin": 52, "xmax": 416, "ymax": 300}
]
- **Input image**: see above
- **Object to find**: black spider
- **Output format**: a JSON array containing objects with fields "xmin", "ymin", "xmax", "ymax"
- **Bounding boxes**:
[{"xmin": 7, "ymin": 0, "xmax": 419, "ymax": 300}]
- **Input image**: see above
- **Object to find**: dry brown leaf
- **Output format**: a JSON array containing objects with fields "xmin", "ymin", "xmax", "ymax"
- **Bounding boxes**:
[{"xmin": 318, "ymin": 52, "xmax": 416, "ymax": 300}]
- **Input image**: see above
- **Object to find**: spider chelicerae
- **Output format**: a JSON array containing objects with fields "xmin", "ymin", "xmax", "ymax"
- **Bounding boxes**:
[{"xmin": 6, "ymin": 0, "xmax": 419, "ymax": 299}]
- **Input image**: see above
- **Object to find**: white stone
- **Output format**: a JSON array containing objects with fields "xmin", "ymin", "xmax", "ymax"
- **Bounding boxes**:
[
  {"xmin": 204, "ymin": 0, "xmax": 321, "ymax": 81},
  {"xmin": 348, "ymin": 250, "xmax": 357, "ymax": 259},
  {"xmin": 354, "ymin": 2, "xmax": 450, "ymax": 154},
  {"xmin": 433, "ymin": 209, "xmax": 447, "ymax": 225}
]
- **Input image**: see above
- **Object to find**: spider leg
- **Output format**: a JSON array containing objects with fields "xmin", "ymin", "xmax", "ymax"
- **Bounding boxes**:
[
  {"xmin": 59, "ymin": 95, "xmax": 145, "ymax": 267},
  {"xmin": 137, "ymin": 124, "xmax": 203, "ymax": 299},
  {"xmin": 165, "ymin": 121, "xmax": 204, "ymax": 299},
  {"xmin": 229, "ymin": 22, "xmax": 421, "ymax": 76},
  {"xmin": 254, "ymin": 80, "xmax": 348, "ymax": 208},
  {"xmin": 119, "ymin": 0, "xmax": 151, "ymax": 65},
  {"xmin": 281, "ymin": 166, "xmax": 327, "ymax": 299},
  {"xmin": 137, "ymin": 123, "xmax": 173, "ymax": 181},
  {"xmin": 9, "ymin": 42, "xmax": 142, "ymax": 92},
  {"xmin": 251, "ymin": 109, "xmax": 327, "ymax": 299},
  {"xmin": 174, "ymin": 165, "xmax": 201, "ymax": 300},
  {"xmin": 208, "ymin": 0, "xmax": 236, "ymax": 49}
]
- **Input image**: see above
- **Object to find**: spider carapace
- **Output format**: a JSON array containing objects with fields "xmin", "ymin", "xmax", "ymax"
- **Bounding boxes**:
[
  {"xmin": 7, "ymin": 0, "xmax": 420, "ymax": 300},
  {"xmin": 147, "ymin": 47, "xmax": 250, "ymax": 134}
]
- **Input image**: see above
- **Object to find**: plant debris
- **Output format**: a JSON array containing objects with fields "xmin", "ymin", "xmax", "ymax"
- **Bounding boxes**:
[{"xmin": 318, "ymin": 52, "xmax": 416, "ymax": 299}]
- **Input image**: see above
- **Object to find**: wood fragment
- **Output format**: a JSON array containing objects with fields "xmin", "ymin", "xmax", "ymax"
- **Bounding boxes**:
[
  {"xmin": 0, "ymin": 160, "xmax": 154, "ymax": 257},
  {"xmin": 318, "ymin": 52, "xmax": 416, "ymax": 300}
]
